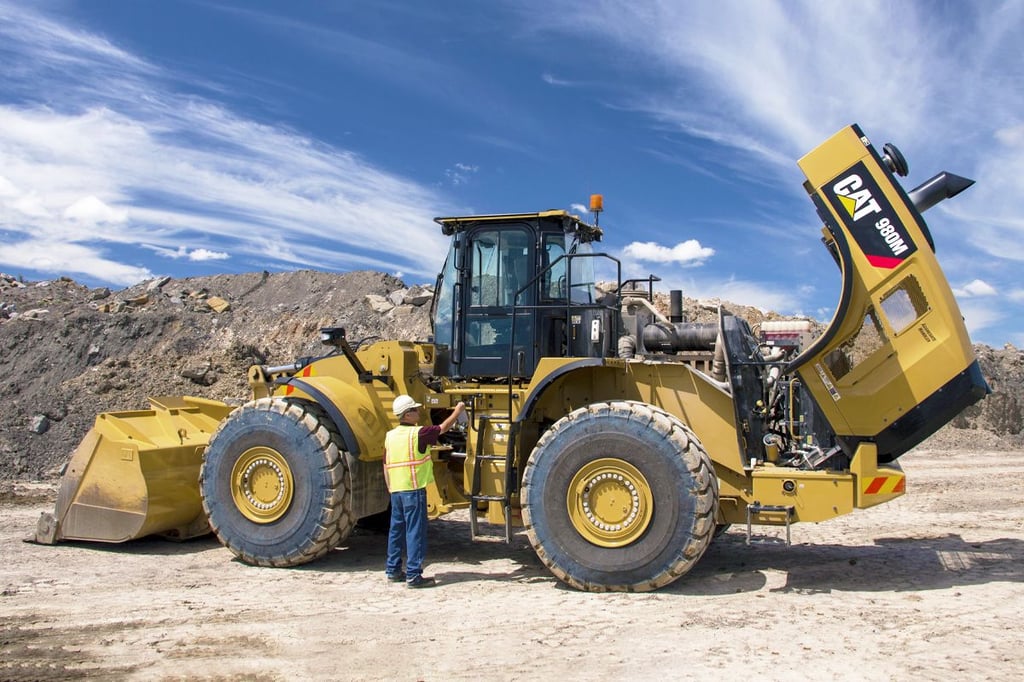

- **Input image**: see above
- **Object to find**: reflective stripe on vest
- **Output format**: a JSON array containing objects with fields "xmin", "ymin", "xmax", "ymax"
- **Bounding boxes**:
[{"xmin": 384, "ymin": 425, "xmax": 434, "ymax": 492}]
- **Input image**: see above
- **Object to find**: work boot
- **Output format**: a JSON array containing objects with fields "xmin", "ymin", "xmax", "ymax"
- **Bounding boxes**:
[
  {"xmin": 385, "ymin": 572, "xmax": 406, "ymax": 583},
  {"xmin": 406, "ymin": 576, "xmax": 436, "ymax": 589}
]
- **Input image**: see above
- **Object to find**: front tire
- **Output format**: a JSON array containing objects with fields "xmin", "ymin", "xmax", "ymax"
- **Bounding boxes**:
[
  {"xmin": 522, "ymin": 401, "xmax": 717, "ymax": 592},
  {"xmin": 200, "ymin": 398, "xmax": 354, "ymax": 567}
]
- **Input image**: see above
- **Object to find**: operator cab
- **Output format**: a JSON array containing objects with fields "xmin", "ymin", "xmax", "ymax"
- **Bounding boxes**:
[{"xmin": 430, "ymin": 210, "xmax": 619, "ymax": 380}]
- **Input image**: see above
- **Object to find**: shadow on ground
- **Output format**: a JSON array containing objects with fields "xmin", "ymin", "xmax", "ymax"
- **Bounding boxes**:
[
  {"xmin": 24, "ymin": 511, "xmax": 1024, "ymax": 596},
  {"xmin": 666, "ymin": 531, "xmax": 1024, "ymax": 596}
]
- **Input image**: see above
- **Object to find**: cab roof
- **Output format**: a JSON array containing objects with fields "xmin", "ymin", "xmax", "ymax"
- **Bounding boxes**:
[{"xmin": 433, "ymin": 209, "xmax": 603, "ymax": 241}]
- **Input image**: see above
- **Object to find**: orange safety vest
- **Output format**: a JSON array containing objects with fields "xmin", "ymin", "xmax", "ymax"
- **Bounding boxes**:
[{"xmin": 384, "ymin": 425, "xmax": 434, "ymax": 492}]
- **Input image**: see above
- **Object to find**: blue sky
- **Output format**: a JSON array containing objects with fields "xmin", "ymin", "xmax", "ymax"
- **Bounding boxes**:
[{"xmin": 0, "ymin": 1, "xmax": 1021, "ymax": 346}]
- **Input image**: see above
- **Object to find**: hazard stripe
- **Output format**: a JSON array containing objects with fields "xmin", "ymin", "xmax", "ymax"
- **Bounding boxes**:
[
  {"xmin": 863, "ymin": 475, "xmax": 905, "ymax": 495},
  {"xmin": 408, "ymin": 429, "xmax": 418, "ymax": 488},
  {"xmin": 383, "ymin": 454, "xmax": 431, "ymax": 469},
  {"xmin": 283, "ymin": 366, "xmax": 312, "ymax": 395},
  {"xmin": 864, "ymin": 477, "xmax": 887, "ymax": 494}
]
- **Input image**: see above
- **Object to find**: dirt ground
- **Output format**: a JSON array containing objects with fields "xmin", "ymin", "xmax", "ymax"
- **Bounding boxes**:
[{"xmin": 2, "ymin": 446, "xmax": 1024, "ymax": 681}]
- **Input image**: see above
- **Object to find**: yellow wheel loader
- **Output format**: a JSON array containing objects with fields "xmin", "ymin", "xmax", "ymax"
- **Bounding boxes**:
[{"xmin": 37, "ymin": 125, "xmax": 989, "ymax": 592}]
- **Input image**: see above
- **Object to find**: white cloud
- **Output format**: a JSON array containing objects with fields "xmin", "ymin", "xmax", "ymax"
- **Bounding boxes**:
[
  {"xmin": 954, "ymin": 279, "xmax": 998, "ymax": 298},
  {"xmin": 0, "ymin": 4, "xmax": 453, "ymax": 286},
  {"xmin": 0, "ymin": 238, "xmax": 152, "ymax": 285},
  {"xmin": 445, "ymin": 163, "xmax": 479, "ymax": 186},
  {"xmin": 531, "ymin": 1, "xmax": 1016, "ymax": 161},
  {"xmin": 188, "ymin": 248, "xmax": 229, "ymax": 262},
  {"xmin": 1008, "ymin": 289, "xmax": 1024, "ymax": 303},
  {"xmin": 570, "ymin": 203, "xmax": 587, "ymax": 214},
  {"xmin": 664, "ymin": 274, "xmax": 798, "ymax": 314},
  {"xmin": 0, "ymin": 175, "xmax": 18, "ymax": 197},
  {"xmin": 152, "ymin": 245, "xmax": 230, "ymax": 262},
  {"xmin": 10, "ymin": 192, "xmax": 50, "ymax": 218},
  {"xmin": 957, "ymin": 300, "xmax": 1003, "ymax": 336},
  {"xmin": 63, "ymin": 196, "xmax": 127, "ymax": 224},
  {"xmin": 622, "ymin": 239, "xmax": 714, "ymax": 265},
  {"xmin": 995, "ymin": 123, "xmax": 1024, "ymax": 146},
  {"xmin": 542, "ymin": 72, "xmax": 574, "ymax": 87}
]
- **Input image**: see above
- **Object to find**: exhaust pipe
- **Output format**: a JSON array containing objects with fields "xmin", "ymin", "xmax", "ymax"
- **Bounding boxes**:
[
  {"xmin": 908, "ymin": 172, "xmax": 974, "ymax": 213},
  {"xmin": 903, "ymin": 171, "xmax": 974, "ymax": 252},
  {"xmin": 669, "ymin": 290, "xmax": 684, "ymax": 323}
]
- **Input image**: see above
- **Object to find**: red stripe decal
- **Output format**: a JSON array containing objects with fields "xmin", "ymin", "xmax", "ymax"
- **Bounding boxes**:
[
  {"xmin": 864, "ymin": 477, "xmax": 886, "ymax": 494},
  {"xmin": 865, "ymin": 254, "xmax": 903, "ymax": 269},
  {"xmin": 893, "ymin": 478, "xmax": 905, "ymax": 493}
]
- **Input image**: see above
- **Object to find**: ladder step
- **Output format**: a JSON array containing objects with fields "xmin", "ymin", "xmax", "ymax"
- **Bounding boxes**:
[
  {"xmin": 468, "ymin": 501, "xmax": 513, "ymax": 543},
  {"xmin": 468, "ymin": 414, "xmax": 514, "ymax": 544},
  {"xmin": 745, "ymin": 504, "xmax": 794, "ymax": 546}
]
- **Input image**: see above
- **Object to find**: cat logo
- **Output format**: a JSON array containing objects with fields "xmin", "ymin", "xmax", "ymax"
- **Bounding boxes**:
[
  {"xmin": 823, "ymin": 161, "xmax": 917, "ymax": 269},
  {"xmin": 832, "ymin": 174, "xmax": 882, "ymax": 222}
]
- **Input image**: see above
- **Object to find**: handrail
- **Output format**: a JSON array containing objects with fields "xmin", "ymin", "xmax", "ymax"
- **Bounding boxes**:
[{"xmin": 503, "ymin": 251, "xmax": 622, "ymax": 496}]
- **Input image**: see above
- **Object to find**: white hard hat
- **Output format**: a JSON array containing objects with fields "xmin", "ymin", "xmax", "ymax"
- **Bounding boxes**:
[{"xmin": 392, "ymin": 395, "xmax": 422, "ymax": 416}]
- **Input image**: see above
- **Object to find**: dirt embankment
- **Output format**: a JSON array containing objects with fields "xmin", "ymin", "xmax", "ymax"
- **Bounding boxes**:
[{"xmin": 0, "ymin": 270, "xmax": 433, "ymax": 481}]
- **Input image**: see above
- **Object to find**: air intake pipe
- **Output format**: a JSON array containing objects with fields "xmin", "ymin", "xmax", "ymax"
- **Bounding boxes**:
[{"xmin": 641, "ymin": 322, "xmax": 718, "ymax": 353}]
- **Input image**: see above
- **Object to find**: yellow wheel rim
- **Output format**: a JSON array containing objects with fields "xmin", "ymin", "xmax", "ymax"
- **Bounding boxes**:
[
  {"xmin": 230, "ymin": 447, "xmax": 294, "ymax": 523},
  {"xmin": 567, "ymin": 457, "xmax": 654, "ymax": 547}
]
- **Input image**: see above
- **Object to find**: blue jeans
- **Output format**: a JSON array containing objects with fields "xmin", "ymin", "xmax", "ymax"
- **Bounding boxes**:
[{"xmin": 385, "ymin": 489, "xmax": 428, "ymax": 581}]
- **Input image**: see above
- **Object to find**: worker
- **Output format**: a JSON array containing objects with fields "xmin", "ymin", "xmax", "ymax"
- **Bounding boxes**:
[{"xmin": 384, "ymin": 394, "xmax": 466, "ymax": 588}]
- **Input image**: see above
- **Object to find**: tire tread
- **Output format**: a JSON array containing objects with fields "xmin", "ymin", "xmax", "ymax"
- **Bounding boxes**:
[
  {"xmin": 522, "ymin": 400, "xmax": 718, "ymax": 592},
  {"xmin": 200, "ymin": 398, "xmax": 355, "ymax": 568}
]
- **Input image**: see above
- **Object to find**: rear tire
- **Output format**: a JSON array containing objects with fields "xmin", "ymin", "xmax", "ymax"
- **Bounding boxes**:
[
  {"xmin": 522, "ymin": 400, "xmax": 717, "ymax": 592},
  {"xmin": 200, "ymin": 398, "xmax": 354, "ymax": 567}
]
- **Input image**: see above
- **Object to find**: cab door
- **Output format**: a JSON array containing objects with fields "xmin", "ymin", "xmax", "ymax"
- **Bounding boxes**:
[{"xmin": 458, "ymin": 225, "xmax": 536, "ymax": 379}]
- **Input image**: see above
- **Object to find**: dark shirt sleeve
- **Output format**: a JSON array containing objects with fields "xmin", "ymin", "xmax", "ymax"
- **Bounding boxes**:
[{"xmin": 417, "ymin": 425, "xmax": 442, "ymax": 451}]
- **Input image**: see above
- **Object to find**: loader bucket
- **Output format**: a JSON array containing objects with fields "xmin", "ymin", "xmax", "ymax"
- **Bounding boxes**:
[{"xmin": 35, "ymin": 396, "xmax": 233, "ymax": 545}]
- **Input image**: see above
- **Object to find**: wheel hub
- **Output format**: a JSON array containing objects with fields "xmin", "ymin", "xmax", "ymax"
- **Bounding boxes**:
[
  {"xmin": 230, "ymin": 447, "xmax": 294, "ymax": 523},
  {"xmin": 567, "ymin": 458, "xmax": 653, "ymax": 547}
]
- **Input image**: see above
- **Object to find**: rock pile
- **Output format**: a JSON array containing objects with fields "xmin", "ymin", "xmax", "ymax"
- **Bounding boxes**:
[{"xmin": 0, "ymin": 270, "xmax": 434, "ymax": 479}]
